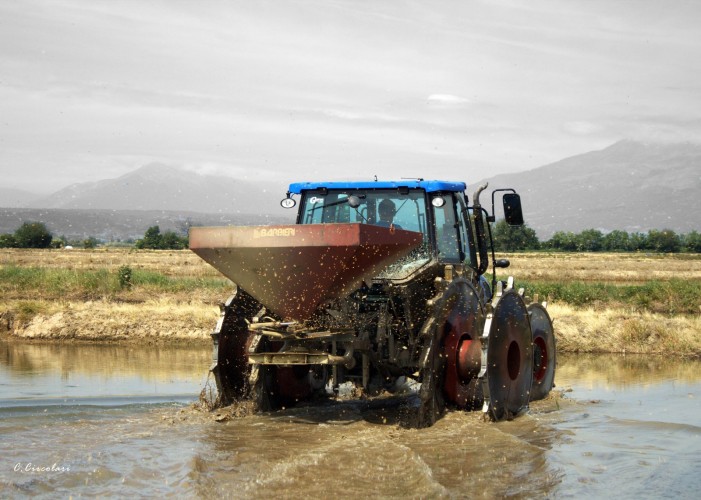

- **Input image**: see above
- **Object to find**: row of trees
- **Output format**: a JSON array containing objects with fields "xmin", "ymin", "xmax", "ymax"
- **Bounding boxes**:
[
  {"xmin": 0, "ymin": 223, "xmax": 188, "ymax": 250},
  {"xmin": 492, "ymin": 220, "xmax": 701, "ymax": 253}
]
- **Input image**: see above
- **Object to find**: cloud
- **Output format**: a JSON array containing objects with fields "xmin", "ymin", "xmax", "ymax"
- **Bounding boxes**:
[
  {"xmin": 320, "ymin": 108, "xmax": 400, "ymax": 123},
  {"xmin": 563, "ymin": 121, "xmax": 601, "ymax": 135},
  {"xmin": 427, "ymin": 94, "xmax": 471, "ymax": 106}
]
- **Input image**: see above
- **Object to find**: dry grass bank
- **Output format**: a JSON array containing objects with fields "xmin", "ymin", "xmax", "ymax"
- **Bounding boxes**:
[
  {"xmin": 1, "ymin": 298, "xmax": 216, "ymax": 343},
  {"xmin": 0, "ymin": 249, "xmax": 226, "ymax": 343},
  {"xmin": 548, "ymin": 303, "xmax": 701, "ymax": 357}
]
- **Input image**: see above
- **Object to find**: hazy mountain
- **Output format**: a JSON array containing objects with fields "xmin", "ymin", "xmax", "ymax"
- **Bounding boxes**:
[
  {"xmin": 476, "ymin": 140, "xmax": 701, "ymax": 238},
  {"xmin": 0, "ymin": 187, "xmax": 41, "ymax": 208},
  {"xmin": 29, "ymin": 163, "xmax": 285, "ymax": 215}
]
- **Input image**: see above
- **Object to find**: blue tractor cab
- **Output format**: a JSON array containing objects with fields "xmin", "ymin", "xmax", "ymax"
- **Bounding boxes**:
[{"xmin": 282, "ymin": 179, "xmax": 521, "ymax": 284}]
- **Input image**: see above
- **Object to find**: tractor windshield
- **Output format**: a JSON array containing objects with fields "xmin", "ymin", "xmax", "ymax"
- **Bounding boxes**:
[{"xmin": 299, "ymin": 189, "xmax": 431, "ymax": 279}]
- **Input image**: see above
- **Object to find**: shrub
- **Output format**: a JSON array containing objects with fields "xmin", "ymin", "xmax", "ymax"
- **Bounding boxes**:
[
  {"xmin": 14, "ymin": 222, "xmax": 53, "ymax": 248},
  {"xmin": 0, "ymin": 234, "xmax": 17, "ymax": 248},
  {"xmin": 83, "ymin": 237, "xmax": 99, "ymax": 249},
  {"xmin": 14, "ymin": 301, "xmax": 48, "ymax": 325},
  {"xmin": 118, "ymin": 265, "xmax": 133, "ymax": 289}
]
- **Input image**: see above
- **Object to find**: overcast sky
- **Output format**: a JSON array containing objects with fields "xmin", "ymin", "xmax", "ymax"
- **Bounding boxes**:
[{"xmin": 1, "ymin": 0, "xmax": 699, "ymax": 194}]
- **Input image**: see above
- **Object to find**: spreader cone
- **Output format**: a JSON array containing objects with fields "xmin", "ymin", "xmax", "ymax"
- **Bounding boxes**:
[
  {"xmin": 190, "ymin": 223, "xmax": 422, "ymax": 321},
  {"xmin": 481, "ymin": 289, "xmax": 533, "ymax": 421}
]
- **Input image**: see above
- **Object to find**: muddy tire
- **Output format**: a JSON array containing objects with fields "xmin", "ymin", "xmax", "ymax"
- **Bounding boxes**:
[{"xmin": 528, "ymin": 303, "xmax": 556, "ymax": 401}]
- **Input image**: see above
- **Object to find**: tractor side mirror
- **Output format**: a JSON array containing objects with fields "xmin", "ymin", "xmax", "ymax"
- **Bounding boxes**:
[
  {"xmin": 503, "ymin": 193, "xmax": 524, "ymax": 226},
  {"xmin": 280, "ymin": 192, "xmax": 296, "ymax": 209}
]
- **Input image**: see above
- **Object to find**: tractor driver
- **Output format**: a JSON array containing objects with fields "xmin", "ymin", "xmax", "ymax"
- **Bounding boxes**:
[{"xmin": 376, "ymin": 199, "xmax": 402, "ymax": 229}]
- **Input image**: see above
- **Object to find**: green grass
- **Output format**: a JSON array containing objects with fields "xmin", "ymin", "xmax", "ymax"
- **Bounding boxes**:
[
  {"xmin": 2, "ymin": 264, "xmax": 699, "ymax": 315},
  {"xmin": 521, "ymin": 278, "xmax": 701, "ymax": 314},
  {"xmin": 0, "ymin": 265, "xmax": 231, "ymax": 299},
  {"xmin": 0, "ymin": 266, "xmax": 119, "ymax": 297}
]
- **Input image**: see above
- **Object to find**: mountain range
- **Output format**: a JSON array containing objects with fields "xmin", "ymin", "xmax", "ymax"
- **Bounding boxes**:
[
  {"xmin": 1, "ymin": 140, "xmax": 699, "ymax": 240},
  {"xmin": 22, "ymin": 162, "xmax": 284, "ymax": 215},
  {"xmin": 477, "ymin": 140, "xmax": 700, "ymax": 237}
]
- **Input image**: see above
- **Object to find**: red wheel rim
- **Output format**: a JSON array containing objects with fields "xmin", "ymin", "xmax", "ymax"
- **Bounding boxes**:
[
  {"xmin": 483, "ymin": 290, "xmax": 533, "ymax": 420},
  {"xmin": 533, "ymin": 336, "xmax": 548, "ymax": 382},
  {"xmin": 442, "ymin": 284, "xmax": 482, "ymax": 407}
]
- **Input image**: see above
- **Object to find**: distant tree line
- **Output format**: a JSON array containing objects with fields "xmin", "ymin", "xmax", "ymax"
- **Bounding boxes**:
[
  {"xmin": 0, "ymin": 222, "xmax": 104, "ymax": 249},
  {"xmin": 1, "ymin": 219, "xmax": 697, "ymax": 253},
  {"xmin": 492, "ymin": 220, "xmax": 701, "ymax": 253},
  {"xmin": 0, "ymin": 222, "xmax": 189, "ymax": 250},
  {"xmin": 134, "ymin": 225, "xmax": 188, "ymax": 250}
]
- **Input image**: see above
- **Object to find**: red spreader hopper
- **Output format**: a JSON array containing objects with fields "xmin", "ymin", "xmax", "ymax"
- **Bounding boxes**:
[{"xmin": 190, "ymin": 223, "xmax": 422, "ymax": 322}]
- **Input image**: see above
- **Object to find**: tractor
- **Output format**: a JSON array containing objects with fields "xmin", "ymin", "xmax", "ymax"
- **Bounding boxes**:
[{"xmin": 189, "ymin": 180, "xmax": 556, "ymax": 426}]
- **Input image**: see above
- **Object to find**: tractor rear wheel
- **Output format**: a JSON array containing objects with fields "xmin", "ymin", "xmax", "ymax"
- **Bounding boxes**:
[
  {"xmin": 418, "ymin": 278, "xmax": 484, "ymax": 427},
  {"xmin": 481, "ymin": 289, "xmax": 534, "ymax": 420},
  {"xmin": 528, "ymin": 303, "xmax": 556, "ymax": 401}
]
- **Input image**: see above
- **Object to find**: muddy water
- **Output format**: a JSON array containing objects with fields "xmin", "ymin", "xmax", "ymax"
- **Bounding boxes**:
[{"xmin": 1, "ymin": 343, "xmax": 699, "ymax": 499}]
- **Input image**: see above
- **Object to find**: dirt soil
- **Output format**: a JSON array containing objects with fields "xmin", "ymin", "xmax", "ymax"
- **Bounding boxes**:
[{"xmin": 1, "ymin": 300, "xmax": 215, "ymax": 344}]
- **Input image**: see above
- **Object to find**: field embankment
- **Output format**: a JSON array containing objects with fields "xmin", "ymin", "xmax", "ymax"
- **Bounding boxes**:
[
  {"xmin": 1, "ymin": 249, "xmax": 700, "ymax": 355},
  {"xmin": 0, "ymin": 248, "xmax": 227, "ymax": 342}
]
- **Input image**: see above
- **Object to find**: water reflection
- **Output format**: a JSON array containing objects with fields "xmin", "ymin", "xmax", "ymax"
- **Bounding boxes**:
[
  {"xmin": 0, "ymin": 341, "xmax": 210, "ymax": 405},
  {"xmin": 557, "ymin": 352, "xmax": 701, "ymax": 387}
]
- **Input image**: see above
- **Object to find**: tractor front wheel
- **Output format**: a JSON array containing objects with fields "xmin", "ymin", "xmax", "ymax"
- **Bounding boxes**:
[{"xmin": 211, "ymin": 290, "xmax": 260, "ymax": 406}]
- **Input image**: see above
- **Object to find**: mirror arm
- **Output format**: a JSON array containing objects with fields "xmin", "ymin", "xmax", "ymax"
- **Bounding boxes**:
[{"xmin": 490, "ymin": 188, "xmax": 516, "ymax": 221}]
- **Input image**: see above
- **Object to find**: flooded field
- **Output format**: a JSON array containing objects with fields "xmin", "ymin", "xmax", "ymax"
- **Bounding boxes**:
[{"xmin": 1, "ymin": 342, "xmax": 699, "ymax": 498}]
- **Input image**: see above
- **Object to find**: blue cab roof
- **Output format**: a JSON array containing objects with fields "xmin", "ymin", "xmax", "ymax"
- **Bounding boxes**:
[{"xmin": 289, "ymin": 180, "xmax": 466, "ymax": 194}]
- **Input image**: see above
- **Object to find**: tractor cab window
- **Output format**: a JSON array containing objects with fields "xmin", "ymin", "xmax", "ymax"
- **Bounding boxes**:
[
  {"xmin": 300, "ymin": 189, "xmax": 432, "ymax": 280},
  {"xmin": 300, "ymin": 189, "xmax": 428, "ymax": 238},
  {"xmin": 432, "ymin": 193, "xmax": 462, "ymax": 263},
  {"xmin": 300, "ymin": 192, "xmax": 355, "ymax": 224}
]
